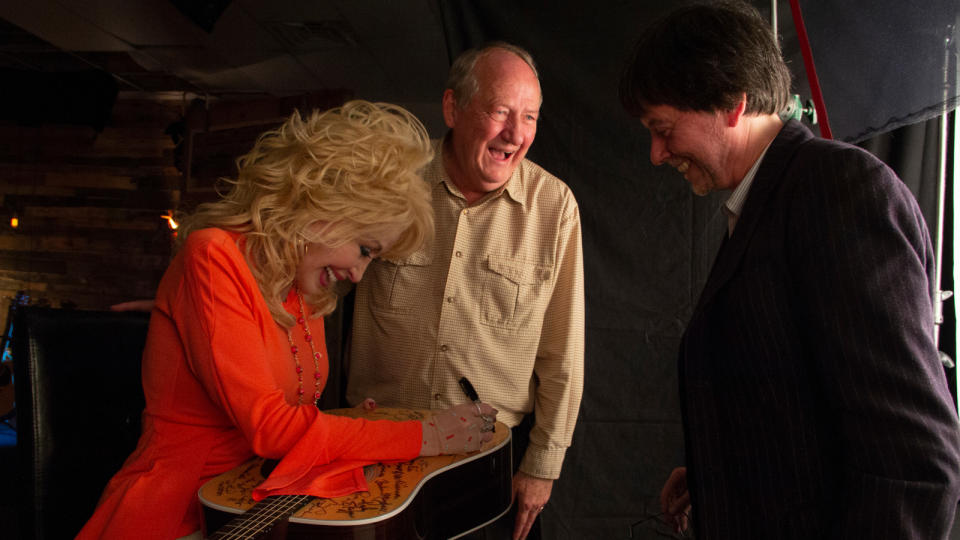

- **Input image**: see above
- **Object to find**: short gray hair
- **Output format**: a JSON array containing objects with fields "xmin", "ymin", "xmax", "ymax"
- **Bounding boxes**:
[{"xmin": 444, "ymin": 42, "xmax": 540, "ymax": 109}]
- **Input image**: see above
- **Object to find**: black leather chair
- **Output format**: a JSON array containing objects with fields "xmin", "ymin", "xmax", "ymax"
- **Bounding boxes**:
[{"xmin": 12, "ymin": 307, "xmax": 150, "ymax": 540}]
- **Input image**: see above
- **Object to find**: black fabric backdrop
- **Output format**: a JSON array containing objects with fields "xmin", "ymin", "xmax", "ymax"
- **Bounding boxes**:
[
  {"xmin": 801, "ymin": 0, "xmax": 960, "ymax": 143},
  {"xmin": 390, "ymin": 1, "xmax": 959, "ymax": 537}
]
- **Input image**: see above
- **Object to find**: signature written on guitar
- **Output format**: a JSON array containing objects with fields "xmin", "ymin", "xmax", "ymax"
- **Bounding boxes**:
[{"xmin": 200, "ymin": 407, "xmax": 512, "ymax": 534}]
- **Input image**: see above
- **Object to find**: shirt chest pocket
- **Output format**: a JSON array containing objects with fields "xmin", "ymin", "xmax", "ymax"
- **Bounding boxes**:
[
  {"xmin": 369, "ymin": 250, "xmax": 433, "ymax": 312},
  {"xmin": 481, "ymin": 254, "xmax": 554, "ymax": 330}
]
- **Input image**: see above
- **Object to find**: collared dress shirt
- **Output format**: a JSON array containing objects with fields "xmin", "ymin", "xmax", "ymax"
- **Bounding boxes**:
[
  {"xmin": 723, "ymin": 144, "xmax": 770, "ymax": 236},
  {"xmin": 348, "ymin": 140, "xmax": 585, "ymax": 479}
]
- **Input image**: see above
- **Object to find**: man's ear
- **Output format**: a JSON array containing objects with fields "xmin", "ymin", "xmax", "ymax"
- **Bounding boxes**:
[
  {"xmin": 442, "ymin": 89, "xmax": 458, "ymax": 129},
  {"xmin": 726, "ymin": 93, "xmax": 748, "ymax": 127}
]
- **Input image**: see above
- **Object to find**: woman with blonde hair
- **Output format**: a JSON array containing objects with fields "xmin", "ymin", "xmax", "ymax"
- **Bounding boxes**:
[{"xmin": 79, "ymin": 100, "xmax": 497, "ymax": 539}]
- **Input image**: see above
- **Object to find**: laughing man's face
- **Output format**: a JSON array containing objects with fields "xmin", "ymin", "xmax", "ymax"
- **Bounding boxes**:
[{"xmin": 443, "ymin": 49, "xmax": 541, "ymax": 202}]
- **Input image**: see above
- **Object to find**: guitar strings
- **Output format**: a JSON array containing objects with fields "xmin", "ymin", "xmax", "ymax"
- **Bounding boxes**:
[
  {"xmin": 217, "ymin": 501, "xmax": 302, "ymax": 539},
  {"xmin": 219, "ymin": 498, "xmax": 308, "ymax": 538},
  {"xmin": 214, "ymin": 495, "xmax": 313, "ymax": 539}
]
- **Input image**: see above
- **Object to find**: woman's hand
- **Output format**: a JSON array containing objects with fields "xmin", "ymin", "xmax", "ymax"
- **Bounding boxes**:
[
  {"xmin": 420, "ymin": 401, "xmax": 498, "ymax": 456},
  {"xmin": 355, "ymin": 397, "xmax": 377, "ymax": 411}
]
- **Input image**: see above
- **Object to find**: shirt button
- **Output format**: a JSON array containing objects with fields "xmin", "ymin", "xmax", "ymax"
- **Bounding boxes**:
[
  {"xmin": 462, "ymin": 209, "xmax": 469, "ymax": 215},
  {"xmin": 446, "ymin": 296, "xmax": 454, "ymax": 303},
  {"xmin": 440, "ymin": 344, "xmax": 449, "ymax": 352},
  {"xmin": 434, "ymin": 393, "xmax": 442, "ymax": 401},
  {"xmin": 455, "ymin": 251, "xmax": 463, "ymax": 258}
]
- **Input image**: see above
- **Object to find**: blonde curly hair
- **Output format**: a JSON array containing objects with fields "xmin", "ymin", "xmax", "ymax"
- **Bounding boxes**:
[{"xmin": 176, "ymin": 100, "xmax": 434, "ymax": 327}]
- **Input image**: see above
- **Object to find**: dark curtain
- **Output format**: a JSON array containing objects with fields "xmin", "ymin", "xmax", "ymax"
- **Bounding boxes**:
[
  {"xmin": 798, "ymin": 0, "xmax": 960, "ymax": 142},
  {"xmin": 433, "ymin": 1, "xmax": 956, "ymax": 537}
]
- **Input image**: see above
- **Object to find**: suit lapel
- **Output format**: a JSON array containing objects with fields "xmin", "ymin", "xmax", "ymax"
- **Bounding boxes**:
[{"xmin": 692, "ymin": 121, "xmax": 815, "ymax": 313}]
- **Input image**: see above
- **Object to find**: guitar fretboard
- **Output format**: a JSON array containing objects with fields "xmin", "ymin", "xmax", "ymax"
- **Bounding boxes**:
[{"xmin": 210, "ymin": 494, "xmax": 314, "ymax": 539}]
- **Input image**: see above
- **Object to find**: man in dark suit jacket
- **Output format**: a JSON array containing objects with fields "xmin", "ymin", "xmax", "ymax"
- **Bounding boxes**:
[{"xmin": 619, "ymin": 2, "xmax": 960, "ymax": 539}]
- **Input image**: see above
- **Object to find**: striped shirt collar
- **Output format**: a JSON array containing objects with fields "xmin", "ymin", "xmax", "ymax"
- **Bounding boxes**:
[{"xmin": 724, "ymin": 143, "xmax": 771, "ymax": 235}]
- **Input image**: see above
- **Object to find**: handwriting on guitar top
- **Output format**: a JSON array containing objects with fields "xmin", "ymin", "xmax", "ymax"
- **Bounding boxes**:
[{"xmin": 200, "ymin": 408, "xmax": 512, "ymax": 539}]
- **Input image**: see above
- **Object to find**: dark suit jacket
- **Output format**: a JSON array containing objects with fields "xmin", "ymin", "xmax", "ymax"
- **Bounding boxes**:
[{"xmin": 679, "ymin": 120, "xmax": 960, "ymax": 539}]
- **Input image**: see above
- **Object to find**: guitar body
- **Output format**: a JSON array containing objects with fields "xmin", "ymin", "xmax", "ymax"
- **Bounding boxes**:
[{"xmin": 199, "ymin": 407, "xmax": 512, "ymax": 539}]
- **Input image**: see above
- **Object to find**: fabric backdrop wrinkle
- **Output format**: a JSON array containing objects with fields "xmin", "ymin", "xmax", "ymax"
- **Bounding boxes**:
[{"xmin": 799, "ymin": 0, "xmax": 960, "ymax": 142}]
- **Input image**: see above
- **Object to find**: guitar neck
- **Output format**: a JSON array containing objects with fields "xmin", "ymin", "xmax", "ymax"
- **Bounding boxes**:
[{"xmin": 210, "ymin": 494, "xmax": 314, "ymax": 539}]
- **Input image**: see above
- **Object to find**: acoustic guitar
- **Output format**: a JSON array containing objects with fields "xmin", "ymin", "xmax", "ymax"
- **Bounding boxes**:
[{"xmin": 199, "ymin": 407, "xmax": 512, "ymax": 539}]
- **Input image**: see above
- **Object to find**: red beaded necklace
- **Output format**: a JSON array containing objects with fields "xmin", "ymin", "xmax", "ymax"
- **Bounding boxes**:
[{"xmin": 286, "ymin": 287, "xmax": 322, "ymax": 407}]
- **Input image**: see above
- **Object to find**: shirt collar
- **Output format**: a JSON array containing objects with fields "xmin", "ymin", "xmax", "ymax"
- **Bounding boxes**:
[{"xmin": 723, "ymin": 142, "xmax": 771, "ymax": 233}]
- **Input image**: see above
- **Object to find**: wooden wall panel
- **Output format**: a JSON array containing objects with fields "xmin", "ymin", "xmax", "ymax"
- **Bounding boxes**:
[
  {"xmin": 0, "ymin": 98, "xmax": 180, "ymax": 318},
  {"xmin": 0, "ymin": 89, "xmax": 351, "ymax": 323}
]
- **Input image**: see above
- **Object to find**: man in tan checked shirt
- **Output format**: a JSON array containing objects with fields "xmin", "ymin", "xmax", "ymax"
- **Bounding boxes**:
[{"xmin": 346, "ymin": 42, "xmax": 584, "ymax": 540}]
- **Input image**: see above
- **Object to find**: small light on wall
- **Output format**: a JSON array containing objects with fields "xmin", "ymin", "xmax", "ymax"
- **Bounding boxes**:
[
  {"xmin": 10, "ymin": 214, "xmax": 19, "ymax": 229},
  {"xmin": 161, "ymin": 211, "xmax": 179, "ymax": 230}
]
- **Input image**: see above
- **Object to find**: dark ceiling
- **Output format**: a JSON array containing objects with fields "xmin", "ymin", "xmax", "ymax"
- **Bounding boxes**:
[
  {"xmin": 0, "ymin": 0, "xmax": 452, "ymax": 129},
  {"xmin": 1, "ymin": 1, "xmax": 958, "ymax": 143}
]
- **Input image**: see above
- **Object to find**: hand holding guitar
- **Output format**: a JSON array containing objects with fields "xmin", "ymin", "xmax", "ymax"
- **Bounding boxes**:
[{"xmin": 421, "ymin": 402, "xmax": 498, "ymax": 456}]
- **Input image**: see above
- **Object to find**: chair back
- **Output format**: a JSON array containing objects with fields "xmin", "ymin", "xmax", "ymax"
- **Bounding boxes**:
[{"xmin": 13, "ymin": 306, "xmax": 149, "ymax": 540}]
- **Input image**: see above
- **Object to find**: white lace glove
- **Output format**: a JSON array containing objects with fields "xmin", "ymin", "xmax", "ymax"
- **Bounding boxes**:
[{"xmin": 420, "ymin": 401, "xmax": 498, "ymax": 456}]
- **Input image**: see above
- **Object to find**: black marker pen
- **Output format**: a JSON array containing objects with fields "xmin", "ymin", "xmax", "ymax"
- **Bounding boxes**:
[
  {"xmin": 459, "ymin": 376, "xmax": 480, "ymax": 402},
  {"xmin": 459, "ymin": 377, "xmax": 494, "ymax": 432}
]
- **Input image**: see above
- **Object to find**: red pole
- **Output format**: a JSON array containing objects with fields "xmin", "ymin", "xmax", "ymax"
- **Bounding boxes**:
[{"xmin": 789, "ymin": 0, "xmax": 833, "ymax": 139}]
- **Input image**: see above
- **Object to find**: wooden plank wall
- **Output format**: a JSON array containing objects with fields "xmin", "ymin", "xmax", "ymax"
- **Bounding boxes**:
[
  {"xmin": 179, "ymin": 91, "xmax": 353, "ymax": 212},
  {"xmin": 0, "ymin": 90, "xmax": 350, "ymax": 322},
  {"xmin": 0, "ymin": 98, "xmax": 181, "ymax": 317}
]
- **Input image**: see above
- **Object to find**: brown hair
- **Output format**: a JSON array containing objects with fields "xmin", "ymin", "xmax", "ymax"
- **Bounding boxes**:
[{"xmin": 620, "ymin": 1, "xmax": 791, "ymax": 116}]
